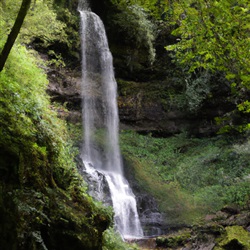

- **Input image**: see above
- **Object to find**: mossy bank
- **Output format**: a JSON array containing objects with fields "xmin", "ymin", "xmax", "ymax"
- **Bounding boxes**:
[{"xmin": 0, "ymin": 42, "xmax": 138, "ymax": 250}]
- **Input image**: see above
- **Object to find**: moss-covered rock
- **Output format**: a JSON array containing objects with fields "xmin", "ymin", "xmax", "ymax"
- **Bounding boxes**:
[
  {"xmin": 214, "ymin": 226, "xmax": 250, "ymax": 250},
  {"xmin": 156, "ymin": 230, "xmax": 191, "ymax": 248},
  {"xmin": 117, "ymin": 78, "xmax": 225, "ymax": 136},
  {"xmin": 0, "ymin": 132, "xmax": 112, "ymax": 250},
  {"xmin": 0, "ymin": 42, "xmax": 113, "ymax": 250}
]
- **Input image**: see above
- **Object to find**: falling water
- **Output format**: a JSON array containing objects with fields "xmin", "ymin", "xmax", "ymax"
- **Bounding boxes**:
[{"xmin": 78, "ymin": 0, "xmax": 143, "ymax": 239}]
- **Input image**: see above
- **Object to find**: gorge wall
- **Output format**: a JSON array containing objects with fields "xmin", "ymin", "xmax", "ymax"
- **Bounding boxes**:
[{"xmin": 46, "ymin": 0, "xmax": 236, "ymax": 138}]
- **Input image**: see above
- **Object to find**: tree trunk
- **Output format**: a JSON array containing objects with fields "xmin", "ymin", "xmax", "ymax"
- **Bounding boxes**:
[{"xmin": 0, "ymin": 0, "xmax": 31, "ymax": 72}]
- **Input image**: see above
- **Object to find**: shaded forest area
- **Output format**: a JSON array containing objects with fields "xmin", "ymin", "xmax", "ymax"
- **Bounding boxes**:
[{"xmin": 0, "ymin": 0, "xmax": 250, "ymax": 249}]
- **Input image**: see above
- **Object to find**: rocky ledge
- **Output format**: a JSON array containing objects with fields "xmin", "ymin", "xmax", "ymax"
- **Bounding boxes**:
[
  {"xmin": 130, "ymin": 206, "xmax": 250, "ymax": 250},
  {"xmin": 47, "ymin": 67, "xmax": 234, "ymax": 137}
]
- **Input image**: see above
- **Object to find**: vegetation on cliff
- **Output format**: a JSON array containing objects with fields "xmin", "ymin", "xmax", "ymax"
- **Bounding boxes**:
[
  {"xmin": 166, "ymin": 0, "xmax": 250, "ymax": 133},
  {"xmin": 104, "ymin": 0, "xmax": 250, "ymax": 134},
  {"xmin": 0, "ymin": 41, "xmax": 112, "ymax": 250},
  {"xmin": 108, "ymin": 0, "xmax": 250, "ymax": 247},
  {"xmin": 121, "ymin": 131, "xmax": 250, "ymax": 225},
  {"xmin": 0, "ymin": 1, "xmax": 136, "ymax": 249}
]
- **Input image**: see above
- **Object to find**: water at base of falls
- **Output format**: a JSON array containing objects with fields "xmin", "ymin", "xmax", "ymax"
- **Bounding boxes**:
[
  {"xmin": 83, "ymin": 161, "xmax": 143, "ymax": 239},
  {"xmin": 78, "ymin": 0, "xmax": 143, "ymax": 239}
]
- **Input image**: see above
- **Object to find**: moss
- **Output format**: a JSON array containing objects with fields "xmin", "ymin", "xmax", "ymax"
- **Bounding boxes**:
[
  {"xmin": 214, "ymin": 226, "xmax": 250, "ymax": 250},
  {"xmin": 117, "ymin": 78, "xmax": 186, "ymax": 116},
  {"xmin": 0, "ymin": 172, "xmax": 112, "ymax": 250},
  {"xmin": 0, "ymin": 42, "xmax": 113, "ymax": 249},
  {"xmin": 195, "ymin": 223, "xmax": 225, "ymax": 237},
  {"xmin": 156, "ymin": 230, "xmax": 191, "ymax": 248},
  {"xmin": 43, "ymin": 189, "xmax": 112, "ymax": 250},
  {"xmin": 117, "ymin": 78, "xmax": 167, "ymax": 99}
]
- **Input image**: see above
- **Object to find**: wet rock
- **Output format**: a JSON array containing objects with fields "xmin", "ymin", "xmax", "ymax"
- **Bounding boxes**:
[
  {"xmin": 81, "ymin": 167, "xmax": 112, "ymax": 207},
  {"xmin": 127, "ymin": 208, "xmax": 250, "ymax": 249},
  {"xmin": 129, "ymin": 237, "xmax": 157, "ymax": 249}
]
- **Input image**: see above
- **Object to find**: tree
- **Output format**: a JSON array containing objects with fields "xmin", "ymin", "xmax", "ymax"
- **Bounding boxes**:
[
  {"xmin": 0, "ymin": 0, "xmax": 31, "ymax": 71},
  {"xmin": 166, "ymin": 0, "xmax": 250, "ymax": 131}
]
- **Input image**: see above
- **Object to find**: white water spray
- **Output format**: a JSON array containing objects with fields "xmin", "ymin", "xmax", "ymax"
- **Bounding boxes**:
[{"xmin": 78, "ymin": 0, "xmax": 143, "ymax": 239}]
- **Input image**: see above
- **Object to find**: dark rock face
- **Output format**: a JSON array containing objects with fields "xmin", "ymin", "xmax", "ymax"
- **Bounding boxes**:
[
  {"xmin": 117, "ymin": 80, "xmax": 232, "ymax": 137},
  {"xmin": 137, "ymin": 194, "xmax": 166, "ymax": 236},
  {"xmin": 47, "ymin": 69, "xmax": 81, "ymax": 103},
  {"xmin": 46, "ymin": 68, "xmax": 82, "ymax": 123},
  {"xmin": 48, "ymin": 67, "xmax": 233, "ymax": 137},
  {"xmin": 46, "ymin": 26, "xmax": 234, "ymax": 138},
  {"xmin": 44, "ymin": 1, "xmax": 236, "ymax": 137},
  {"xmin": 122, "ymin": 157, "xmax": 168, "ymax": 237}
]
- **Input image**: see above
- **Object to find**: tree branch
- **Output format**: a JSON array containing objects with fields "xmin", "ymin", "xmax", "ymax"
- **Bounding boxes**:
[{"xmin": 0, "ymin": 0, "xmax": 31, "ymax": 72}]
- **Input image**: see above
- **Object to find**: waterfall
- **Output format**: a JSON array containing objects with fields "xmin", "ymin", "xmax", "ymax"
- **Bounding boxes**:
[{"xmin": 78, "ymin": 1, "xmax": 143, "ymax": 239}]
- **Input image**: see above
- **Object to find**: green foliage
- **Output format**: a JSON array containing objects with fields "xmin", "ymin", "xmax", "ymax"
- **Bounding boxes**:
[
  {"xmin": 0, "ymin": 41, "xmax": 79, "ymax": 191},
  {"xmin": 214, "ymin": 226, "xmax": 250, "ymax": 250},
  {"xmin": 120, "ymin": 131, "xmax": 250, "ymax": 221},
  {"xmin": 121, "ymin": 131, "xmax": 203, "ymax": 224},
  {"xmin": 182, "ymin": 70, "xmax": 212, "ymax": 112},
  {"xmin": 165, "ymin": 0, "xmax": 250, "ymax": 129},
  {"xmin": 167, "ymin": 0, "xmax": 250, "ymax": 77},
  {"xmin": 111, "ymin": 3, "xmax": 156, "ymax": 64},
  {"xmin": 156, "ymin": 230, "xmax": 191, "ymax": 248},
  {"xmin": 102, "ymin": 228, "xmax": 139, "ymax": 250},
  {"xmin": 5, "ymin": 185, "xmax": 112, "ymax": 249},
  {"xmin": 0, "ymin": 44, "xmax": 48, "ymax": 144},
  {"xmin": 110, "ymin": 0, "xmax": 168, "ymax": 19},
  {"xmin": 51, "ymin": 7, "xmax": 81, "ymax": 60},
  {"xmin": 223, "ymin": 182, "xmax": 250, "ymax": 207},
  {"xmin": 47, "ymin": 50, "xmax": 66, "ymax": 68},
  {"xmin": 0, "ymin": 38, "xmax": 112, "ymax": 249},
  {"xmin": 0, "ymin": 0, "xmax": 80, "ymax": 69},
  {"xmin": 23, "ymin": 0, "xmax": 67, "ymax": 45},
  {"xmin": 1, "ymin": 0, "xmax": 67, "ymax": 46}
]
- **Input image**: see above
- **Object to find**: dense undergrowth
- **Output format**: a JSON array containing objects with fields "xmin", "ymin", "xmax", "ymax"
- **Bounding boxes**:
[
  {"xmin": 120, "ymin": 131, "xmax": 250, "ymax": 225},
  {"xmin": 0, "ymin": 1, "xmax": 139, "ymax": 248},
  {"xmin": 0, "ymin": 0, "xmax": 139, "ymax": 248},
  {"xmin": 0, "ymin": 42, "xmax": 137, "ymax": 250}
]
